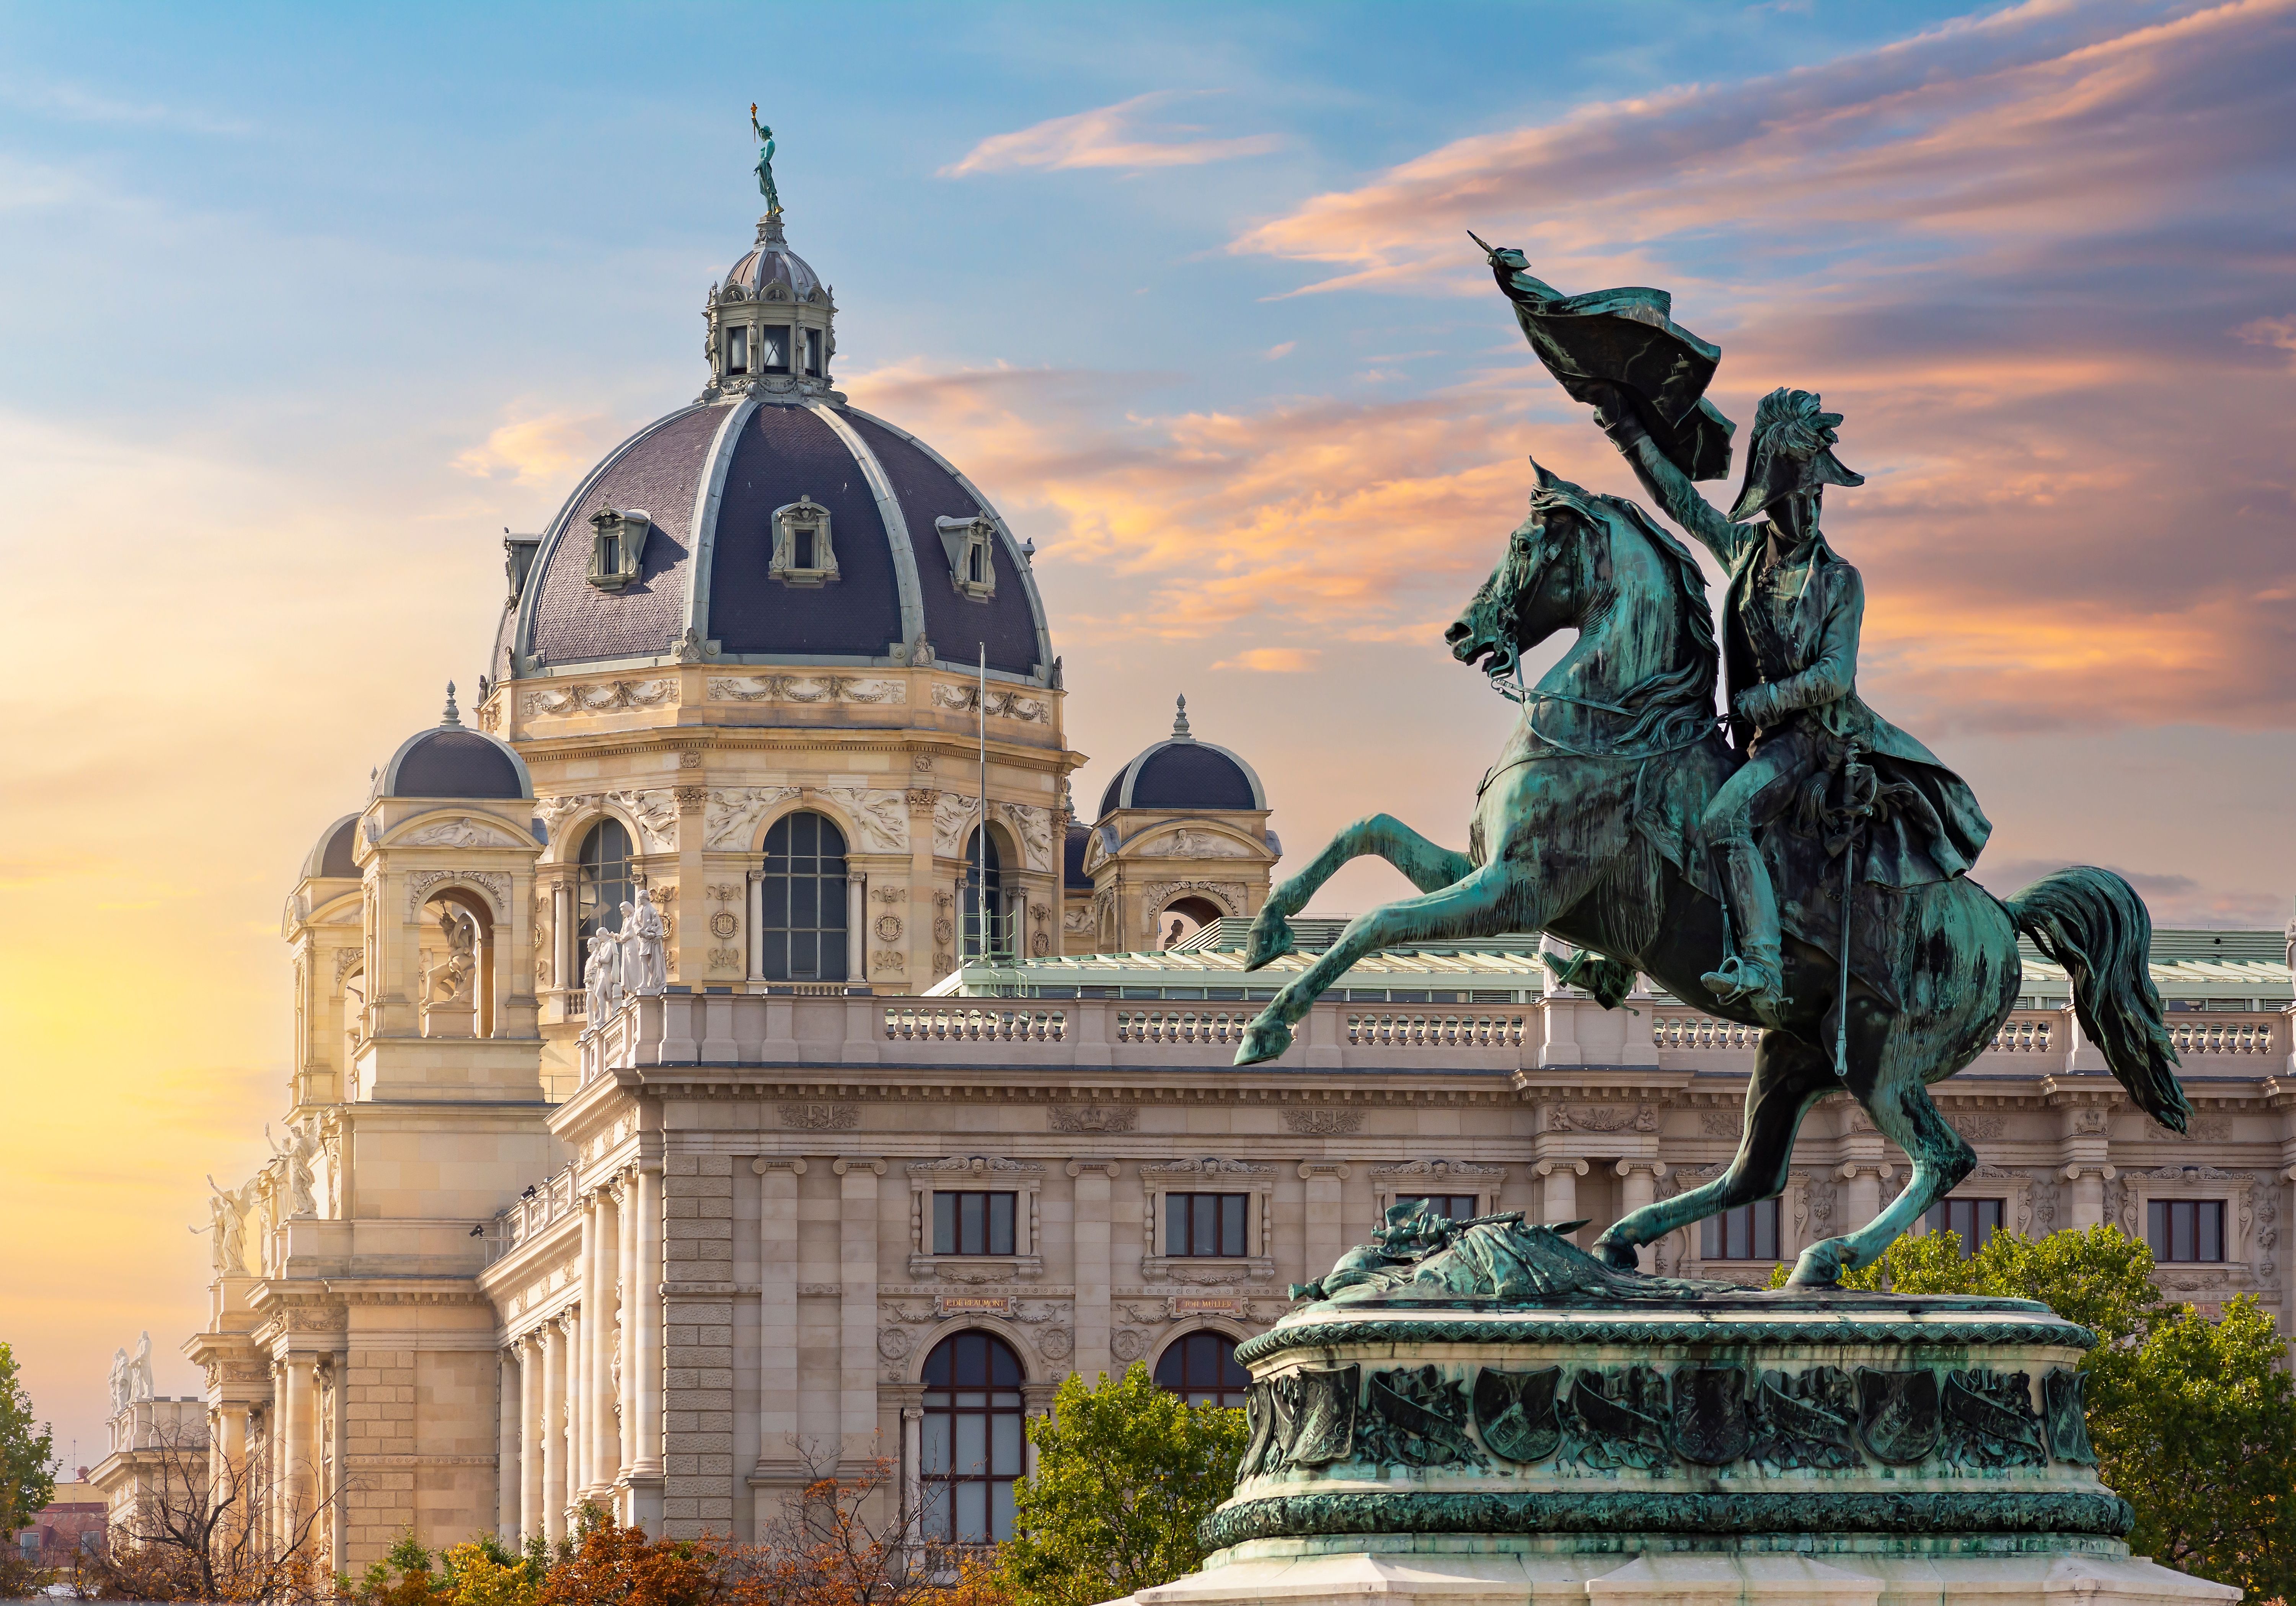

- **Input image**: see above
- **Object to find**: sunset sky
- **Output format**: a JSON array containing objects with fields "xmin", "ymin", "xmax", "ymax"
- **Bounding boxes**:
[{"xmin": 2, "ymin": 0, "xmax": 2292, "ymax": 1471}]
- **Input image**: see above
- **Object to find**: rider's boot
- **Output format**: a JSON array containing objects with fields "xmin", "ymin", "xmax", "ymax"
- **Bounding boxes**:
[{"xmin": 1701, "ymin": 839, "xmax": 1787, "ymax": 1028}]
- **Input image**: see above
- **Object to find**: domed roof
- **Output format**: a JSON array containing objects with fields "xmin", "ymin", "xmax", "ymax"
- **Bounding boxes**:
[
  {"xmin": 1097, "ymin": 696, "xmax": 1265, "ymax": 818},
  {"xmin": 491, "ymin": 213, "xmax": 1052, "ymax": 688},
  {"xmin": 302, "ymin": 814, "xmax": 360, "ymax": 881},
  {"xmin": 724, "ymin": 215, "xmax": 822, "ymax": 302},
  {"xmin": 378, "ymin": 687, "xmax": 534, "ymax": 800}
]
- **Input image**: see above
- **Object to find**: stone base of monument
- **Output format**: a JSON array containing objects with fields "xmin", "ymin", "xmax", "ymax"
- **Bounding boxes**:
[{"xmin": 1116, "ymin": 1231, "xmax": 2240, "ymax": 1606}]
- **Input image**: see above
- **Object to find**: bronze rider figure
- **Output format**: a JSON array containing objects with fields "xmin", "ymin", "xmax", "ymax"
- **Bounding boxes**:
[{"xmin": 1589, "ymin": 382, "xmax": 1992, "ymax": 1026}]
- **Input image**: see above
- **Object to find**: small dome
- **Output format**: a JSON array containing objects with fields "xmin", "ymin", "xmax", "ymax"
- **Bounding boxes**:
[
  {"xmin": 302, "ymin": 814, "xmax": 360, "ymax": 881},
  {"xmin": 724, "ymin": 215, "xmax": 822, "ymax": 302},
  {"xmin": 1097, "ymin": 695, "xmax": 1265, "ymax": 818},
  {"xmin": 379, "ymin": 686, "xmax": 534, "ymax": 800}
]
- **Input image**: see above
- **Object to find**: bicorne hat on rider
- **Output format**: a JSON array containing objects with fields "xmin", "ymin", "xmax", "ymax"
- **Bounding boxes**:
[{"xmin": 1728, "ymin": 387, "xmax": 1864, "ymax": 522}]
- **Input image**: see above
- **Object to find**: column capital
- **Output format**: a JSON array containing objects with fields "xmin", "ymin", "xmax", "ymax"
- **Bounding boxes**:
[
  {"xmin": 832, "ymin": 1157, "xmax": 887, "ymax": 1177},
  {"xmin": 1297, "ymin": 1161, "xmax": 1351, "ymax": 1181},
  {"xmin": 1838, "ymin": 1161, "xmax": 1896, "ymax": 1182},
  {"xmin": 1614, "ymin": 1159, "xmax": 1668, "ymax": 1180},
  {"xmin": 1067, "ymin": 1159, "xmax": 1120, "ymax": 1178},
  {"xmin": 901, "ymin": 1405, "xmax": 924, "ymax": 1422},
  {"xmin": 1536, "ymin": 1158, "xmax": 1590, "ymax": 1178},
  {"xmin": 752, "ymin": 1156, "xmax": 808, "ymax": 1175},
  {"xmin": 2061, "ymin": 1162, "xmax": 2119, "ymax": 1182}
]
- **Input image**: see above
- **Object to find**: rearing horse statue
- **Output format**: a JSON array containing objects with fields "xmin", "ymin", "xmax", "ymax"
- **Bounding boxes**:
[{"xmin": 1232, "ymin": 462, "xmax": 2190, "ymax": 1285}]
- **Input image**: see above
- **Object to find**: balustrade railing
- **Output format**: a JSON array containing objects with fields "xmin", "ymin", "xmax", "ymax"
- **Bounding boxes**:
[
  {"xmin": 883, "ymin": 1007, "xmax": 1067, "ymax": 1044},
  {"xmin": 1989, "ymin": 1016, "xmax": 2055, "ymax": 1053},
  {"xmin": 1115, "ymin": 1010, "xmax": 1248, "ymax": 1045},
  {"xmin": 1347, "ymin": 1014, "xmax": 1526, "ymax": 1049},
  {"xmin": 2170, "ymin": 1020, "xmax": 2278, "ymax": 1056},
  {"xmin": 1652, "ymin": 1013, "xmax": 1760, "ymax": 1051}
]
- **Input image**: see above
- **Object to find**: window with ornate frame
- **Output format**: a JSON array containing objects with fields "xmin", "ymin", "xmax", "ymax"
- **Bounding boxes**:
[
  {"xmin": 1371, "ymin": 1160, "xmax": 1503, "ymax": 1230},
  {"xmin": 757, "ymin": 810, "xmax": 847, "ymax": 981},
  {"xmin": 907, "ymin": 1157, "xmax": 1044, "ymax": 1278},
  {"xmin": 1154, "ymin": 1331, "xmax": 1249, "ymax": 1408},
  {"xmin": 920, "ymin": 1332, "xmax": 1024, "ymax": 1544},
  {"xmin": 769, "ymin": 496, "xmax": 838, "ymax": 587},
  {"xmin": 2149, "ymin": 1198, "xmax": 2226, "ymax": 1263},
  {"xmin": 1923, "ymin": 1196, "xmax": 2005, "ymax": 1258},
  {"xmin": 1139, "ymin": 1159, "xmax": 1275, "ymax": 1281},
  {"xmin": 936, "ymin": 514, "xmax": 997, "ymax": 600},
  {"xmin": 1702, "ymin": 1199, "xmax": 1780, "ymax": 1261}
]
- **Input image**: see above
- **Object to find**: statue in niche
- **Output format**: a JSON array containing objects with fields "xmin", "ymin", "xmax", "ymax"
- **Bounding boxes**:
[
  {"xmin": 584, "ymin": 930, "xmax": 621, "ymax": 1023},
  {"xmin": 199, "ymin": 1173, "xmax": 255, "ymax": 1275},
  {"xmin": 129, "ymin": 1330, "xmax": 155, "ymax": 1403},
  {"xmin": 268, "ymin": 1123, "xmax": 319, "ymax": 1218},
  {"xmin": 623, "ymin": 888, "xmax": 669, "ymax": 997},
  {"xmin": 422, "ymin": 910, "xmax": 478, "ymax": 1004}
]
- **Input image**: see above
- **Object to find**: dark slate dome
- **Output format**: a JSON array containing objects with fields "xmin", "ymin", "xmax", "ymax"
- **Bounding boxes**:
[
  {"xmin": 1096, "ymin": 696, "xmax": 1266, "ymax": 818},
  {"xmin": 380, "ymin": 689, "xmax": 534, "ymax": 800},
  {"xmin": 302, "ymin": 814, "xmax": 360, "ymax": 881},
  {"xmin": 491, "ymin": 216, "xmax": 1053, "ymax": 689}
]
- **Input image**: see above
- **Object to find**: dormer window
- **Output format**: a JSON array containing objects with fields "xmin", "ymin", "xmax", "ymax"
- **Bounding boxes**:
[
  {"xmin": 770, "ymin": 496, "xmax": 838, "ymax": 587},
  {"xmin": 804, "ymin": 328, "xmax": 823, "ymax": 379},
  {"xmin": 937, "ymin": 515, "xmax": 997, "ymax": 601},
  {"xmin": 726, "ymin": 325, "xmax": 750, "ymax": 376},
  {"xmin": 587, "ymin": 507, "xmax": 652, "ymax": 592},
  {"xmin": 762, "ymin": 325, "xmax": 792, "ymax": 374}
]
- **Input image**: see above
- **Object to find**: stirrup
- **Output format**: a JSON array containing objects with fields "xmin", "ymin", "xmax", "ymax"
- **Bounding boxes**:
[{"xmin": 1702, "ymin": 956, "xmax": 1786, "ymax": 1026}]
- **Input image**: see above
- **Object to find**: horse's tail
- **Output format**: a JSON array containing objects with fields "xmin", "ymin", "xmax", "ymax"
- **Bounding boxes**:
[{"xmin": 2003, "ymin": 866, "xmax": 2188, "ymax": 1133}]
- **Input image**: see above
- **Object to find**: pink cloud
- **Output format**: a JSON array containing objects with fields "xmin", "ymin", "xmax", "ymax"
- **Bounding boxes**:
[{"xmin": 942, "ymin": 92, "xmax": 1282, "ymax": 177}]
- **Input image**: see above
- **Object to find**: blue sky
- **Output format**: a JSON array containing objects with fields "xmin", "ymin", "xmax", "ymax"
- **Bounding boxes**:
[{"xmin": 3, "ymin": 0, "xmax": 2293, "ymax": 1460}]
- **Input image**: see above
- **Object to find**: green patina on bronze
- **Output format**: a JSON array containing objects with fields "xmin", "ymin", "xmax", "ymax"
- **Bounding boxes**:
[
  {"xmin": 750, "ymin": 104, "xmax": 781, "ymax": 215},
  {"xmin": 1232, "ymin": 240, "xmax": 2194, "ymax": 1287},
  {"xmin": 1199, "ymin": 1489, "xmax": 2137, "ymax": 1552},
  {"xmin": 1233, "ymin": 1315, "xmax": 2099, "ymax": 1366}
]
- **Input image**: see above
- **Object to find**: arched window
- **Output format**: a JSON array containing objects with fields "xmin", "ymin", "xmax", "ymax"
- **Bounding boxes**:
[
  {"xmin": 961, "ymin": 827, "xmax": 1005, "ymax": 960},
  {"xmin": 760, "ymin": 811, "xmax": 848, "ymax": 982},
  {"xmin": 1153, "ymin": 1331, "xmax": 1249, "ymax": 1409},
  {"xmin": 577, "ymin": 819, "xmax": 634, "ymax": 947},
  {"xmin": 921, "ymin": 1331, "xmax": 1024, "ymax": 1543}
]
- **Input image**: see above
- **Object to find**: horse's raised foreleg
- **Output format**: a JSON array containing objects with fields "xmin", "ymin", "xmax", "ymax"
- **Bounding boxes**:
[
  {"xmin": 1592, "ymin": 1033, "xmax": 1836, "ymax": 1270},
  {"xmin": 1788, "ymin": 1048, "xmax": 1976, "ymax": 1286},
  {"xmin": 1244, "ymin": 813, "xmax": 1473, "ymax": 970},
  {"xmin": 1234, "ymin": 863, "xmax": 1520, "ymax": 1066}
]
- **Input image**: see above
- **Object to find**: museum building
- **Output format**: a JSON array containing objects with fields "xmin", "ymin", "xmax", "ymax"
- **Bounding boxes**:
[{"xmin": 98, "ymin": 187, "xmax": 2296, "ymax": 1574}]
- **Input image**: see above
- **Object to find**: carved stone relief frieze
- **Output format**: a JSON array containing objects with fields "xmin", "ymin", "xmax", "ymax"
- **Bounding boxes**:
[
  {"xmin": 1282, "ymin": 1109, "xmax": 1364, "ymax": 1136},
  {"xmin": 523, "ymin": 679, "xmax": 677, "ymax": 718},
  {"xmin": 1047, "ymin": 1104, "xmax": 1137, "ymax": 1134},
  {"xmin": 400, "ymin": 818, "xmax": 523, "ymax": 849},
  {"xmin": 1151, "ymin": 829, "xmax": 1256, "ymax": 858},
  {"xmin": 1140, "ymin": 881, "xmax": 1244, "ymax": 921},
  {"xmin": 823, "ymin": 786, "xmax": 910, "ymax": 852},
  {"xmin": 705, "ymin": 787, "xmax": 802, "ymax": 850},
  {"xmin": 1548, "ymin": 1105, "xmax": 1661, "ymax": 1134},
  {"xmin": 931, "ymin": 793, "xmax": 979, "ymax": 858},
  {"xmin": 996, "ymin": 802, "xmax": 1054, "ymax": 872},
  {"xmin": 928, "ymin": 683, "xmax": 1049, "ymax": 724},
  {"xmin": 777, "ymin": 1102, "xmax": 859, "ymax": 1131},
  {"xmin": 708, "ymin": 674, "xmax": 905, "ymax": 706},
  {"xmin": 405, "ymin": 870, "xmax": 510, "ymax": 919}
]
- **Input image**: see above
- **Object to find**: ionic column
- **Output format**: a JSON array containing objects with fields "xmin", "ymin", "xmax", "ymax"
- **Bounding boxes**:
[
  {"xmin": 847, "ymin": 873, "xmax": 868, "ymax": 984},
  {"xmin": 747, "ymin": 870, "xmax": 766, "ymax": 982},
  {"xmin": 630, "ymin": 1160, "xmax": 665, "ymax": 1531},
  {"xmin": 576, "ymin": 1198, "xmax": 599, "ymax": 1497},
  {"xmin": 541, "ymin": 1320, "xmax": 567, "ymax": 1544},
  {"xmin": 901, "ymin": 1405, "xmax": 923, "ymax": 1544},
  {"xmin": 835, "ymin": 1158, "xmax": 885, "ymax": 1464},
  {"xmin": 590, "ymin": 1190, "xmax": 621, "ymax": 1500},
  {"xmin": 1840, "ymin": 1162, "xmax": 1894, "ymax": 1233},
  {"xmin": 497, "ymin": 1350, "xmax": 519, "ymax": 1539},
  {"xmin": 520, "ymin": 1335, "xmax": 543, "ymax": 1543},
  {"xmin": 755, "ymin": 1159, "xmax": 804, "ymax": 1473},
  {"xmin": 1538, "ymin": 1157, "xmax": 1589, "ymax": 1225},
  {"xmin": 281, "ymin": 1355, "xmax": 315, "ymax": 1527},
  {"xmin": 618, "ymin": 1177, "xmax": 639, "ymax": 1486},
  {"xmin": 1299, "ymin": 1162, "xmax": 1349, "ymax": 1289},
  {"xmin": 1614, "ymin": 1160, "xmax": 1665, "ymax": 1271},
  {"xmin": 2064, "ymin": 1164, "xmax": 2117, "ymax": 1231},
  {"xmin": 215, "ymin": 1402, "xmax": 250, "ymax": 1536},
  {"xmin": 1069, "ymin": 1161, "xmax": 1117, "ymax": 1383}
]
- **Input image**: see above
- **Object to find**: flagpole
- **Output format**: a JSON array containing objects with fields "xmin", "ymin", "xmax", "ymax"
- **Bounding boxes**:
[{"xmin": 977, "ymin": 643, "xmax": 988, "ymax": 965}]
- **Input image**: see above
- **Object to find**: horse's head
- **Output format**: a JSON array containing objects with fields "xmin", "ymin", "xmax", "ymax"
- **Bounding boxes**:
[{"xmin": 1445, "ymin": 462, "xmax": 1599, "ymax": 684}]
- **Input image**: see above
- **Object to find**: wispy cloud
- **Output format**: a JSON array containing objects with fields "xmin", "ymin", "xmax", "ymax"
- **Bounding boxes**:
[
  {"xmin": 941, "ymin": 92, "xmax": 1281, "ymax": 177},
  {"xmin": 3, "ymin": 77, "xmax": 251, "ymax": 135},
  {"xmin": 1212, "ymin": 647, "xmax": 1322, "ymax": 672},
  {"xmin": 453, "ymin": 406, "xmax": 628, "ymax": 488}
]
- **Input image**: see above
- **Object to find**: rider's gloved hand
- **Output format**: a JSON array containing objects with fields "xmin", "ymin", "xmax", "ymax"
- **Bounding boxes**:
[{"xmin": 1733, "ymin": 684, "xmax": 1782, "ymax": 726}]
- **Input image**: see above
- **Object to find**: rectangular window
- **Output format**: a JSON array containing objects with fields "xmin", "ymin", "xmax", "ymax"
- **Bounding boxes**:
[
  {"xmin": 762, "ymin": 325, "xmax": 792, "ymax": 373},
  {"xmin": 2149, "ymin": 1199, "xmax": 2224, "ymax": 1263},
  {"xmin": 1701, "ymin": 1198, "xmax": 1779, "ymax": 1261},
  {"xmin": 726, "ymin": 324, "xmax": 749, "ymax": 374},
  {"xmin": 805, "ymin": 327, "xmax": 822, "ymax": 377},
  {"xmin": 933, "ymin": 1191, "xmax": 1016, "ymax": 1256},
  {"xmin": 1923, "ymin": 1196, "xmax": 2004, "ymax": 1258},
  {"xmin": 793, "ymin": 526, "xmax": 815, "ymax": 570},
  {"xmin": 1166, "ymin": 1192, "xmax": 1248, "ymax": 1257},
  {"xmin": 969, "ymin": 541, "xmax": 986, "ymax": 584},
  {"xmin": 1395, "ymin": 1193, "xmax": 1480, "ymax": 1223}
]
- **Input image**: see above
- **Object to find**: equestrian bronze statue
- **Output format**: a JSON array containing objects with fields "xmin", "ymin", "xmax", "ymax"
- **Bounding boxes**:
[{"xmin": 1234, "ymin": 240, "xmax": 2190, "ymax": 1287}]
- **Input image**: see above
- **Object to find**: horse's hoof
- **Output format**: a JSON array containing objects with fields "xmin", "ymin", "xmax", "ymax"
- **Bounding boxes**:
[
  {"xmin": 1786, "ymin": 1243, "xmax": 1846, "ymax": 1287},
  {"xmin": 1234, "ymin": 1018, "xmax": 1294, "ymax": 1066},
  {"xmin": 1590, "ymin": 1232, "xmax": 1640, "ymax": 1272},
  {"xmin": 1243, "ymin": 914, "xmax": 1298, "ymax": 972}
]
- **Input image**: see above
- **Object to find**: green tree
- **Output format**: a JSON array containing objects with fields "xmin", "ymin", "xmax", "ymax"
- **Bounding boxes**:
[
  {"xmin": 996, "ymin": 1364, "xmax": 1250, "ymax": 1606},
  {"xmin": 1778, "ymin": 1224, "xmax": 2296, "ymax": 1599},
  {"xmin": 0, "ymin": 1341, "xmax": 57, "ymax": 1534}
]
